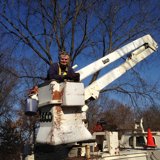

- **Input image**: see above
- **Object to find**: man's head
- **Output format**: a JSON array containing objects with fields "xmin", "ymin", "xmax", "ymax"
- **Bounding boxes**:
[{"xmin": 59, "ymin": 51, "xmax": 70, "ymax": 66}]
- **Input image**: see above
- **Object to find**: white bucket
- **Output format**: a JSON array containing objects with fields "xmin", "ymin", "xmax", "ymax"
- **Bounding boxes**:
[{"xmin": 25, "ymin": 98, "xmax": 38, "ymax": 116}]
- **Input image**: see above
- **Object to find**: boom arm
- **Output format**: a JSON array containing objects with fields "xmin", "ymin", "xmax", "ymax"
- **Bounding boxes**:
[
  {"xmin": 77, "ymin": 34, "xmax": 157, "ymax": 81},
  {"xmin": 25, "ymin": 34, "xmax": 158, "ymax": 147},
  {"xmin": 84, "ymin": 36, "xmax": 158, "ymax": 101}
]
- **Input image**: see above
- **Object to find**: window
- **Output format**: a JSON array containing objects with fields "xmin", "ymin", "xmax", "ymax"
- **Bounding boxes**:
[{"xmin": 129, "ymin": 136, "xmax": 145, "ymax": 147}]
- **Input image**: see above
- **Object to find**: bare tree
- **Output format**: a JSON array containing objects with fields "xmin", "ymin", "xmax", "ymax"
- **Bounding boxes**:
[
  {"xmin": 0, "ymin": 39, "xmax": 18, "ymax": 118},
  {"xmin": 87, "ymin": 96, "xmax": 135, "ymax": 131},
  {"xmin": 141, "ymin": 105, "xmax": 160, "ymax": 131},
  {"xmin": 0, "ymin": 1, "xmax": 160, "ymax": 158},
  {"xmin": 0, "ymin": 0, "xmax": 160, "ymax": 106},
  {"xmin": 92, "ymin": 0, "xmax": 160, "ymax": 107},
  {"xmin": 0, "ymin": 0, "xmax": 99, "ymax": 65}
]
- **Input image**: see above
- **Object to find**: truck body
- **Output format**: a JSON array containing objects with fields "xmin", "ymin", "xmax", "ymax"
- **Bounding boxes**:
[{"xmin": 25, "ymin": 34, "xmax": 159, "ymax": 160}]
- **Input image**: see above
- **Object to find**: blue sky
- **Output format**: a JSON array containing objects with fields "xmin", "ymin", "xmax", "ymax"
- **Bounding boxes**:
[{"xmin": 1, "ymin": 0, "xmax": 160, "ymax": 109}]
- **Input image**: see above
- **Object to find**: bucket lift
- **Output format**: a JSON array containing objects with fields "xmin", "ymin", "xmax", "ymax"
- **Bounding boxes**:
[{"xmin": 25, "ymin": 34, "xmax": 158, "ymax": 146}]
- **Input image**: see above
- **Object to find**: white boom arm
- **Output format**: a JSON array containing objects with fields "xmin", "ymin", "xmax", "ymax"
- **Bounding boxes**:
[
  {"xmin": 77, "ymin": 34, "xmax": 157, "ymax": 81},
  {"xmin": 84, "ymin": 35, "xmax": 158, "ymax": 101}
]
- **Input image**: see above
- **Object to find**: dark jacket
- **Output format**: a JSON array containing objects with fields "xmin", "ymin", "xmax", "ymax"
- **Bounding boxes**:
[{"xmin": 47, "ymin": 63, "xmax": 79, "ymax": 82}]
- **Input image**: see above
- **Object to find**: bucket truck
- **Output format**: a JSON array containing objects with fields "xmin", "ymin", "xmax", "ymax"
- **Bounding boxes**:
[{"xmin": 25, "ymin": 34, "xmax": 158, "ymax": 147}]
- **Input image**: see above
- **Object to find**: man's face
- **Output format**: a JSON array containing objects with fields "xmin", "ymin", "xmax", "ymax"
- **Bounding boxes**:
[{"xmin": 59, "ymin": 55, "xmax": 70, "ymax": 66}]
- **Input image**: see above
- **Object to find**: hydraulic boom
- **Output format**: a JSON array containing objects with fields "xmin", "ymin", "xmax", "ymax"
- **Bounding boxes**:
[
  {"xmin": 25, "ymin": 34, "xmax": 158, "ymax": 146},
  {"xmin": 84, "ymin": 42, "xmax": 157, "ymax": 101},
  {"xmin": 77, "ymin": 34, "xmax": 157, "ymax": 81}
]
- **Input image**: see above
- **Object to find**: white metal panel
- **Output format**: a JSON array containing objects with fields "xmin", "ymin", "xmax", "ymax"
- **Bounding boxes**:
[
  {"xmin": 38, "ymin": 81, "xmax": 85, "ymax": 107},
  {"xmin": 62, "ymin": 82, "xmax": 85, "ymax": 106},
  {"xmin": 106, "ymin": 132, "xmax": 119, "ymax": 155},
  {"xmin": 36, "ymin": 106, "xmax": 93, "ymax": 145},
  {"xmin": 38, "ymin": 81, "xmax": 64, "ymax": 107},
  {"xmin": 101, "ymin": 151, "xmax": 148, "ymax": 160}
]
